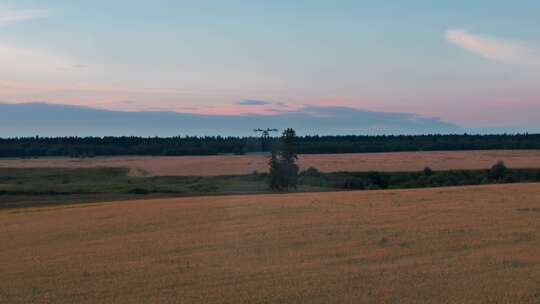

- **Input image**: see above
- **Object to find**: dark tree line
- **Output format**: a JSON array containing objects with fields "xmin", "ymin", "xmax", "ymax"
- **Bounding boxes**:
[{"xmin": 1, "ymin": 134, "xmax": 540, "ymax": 158}]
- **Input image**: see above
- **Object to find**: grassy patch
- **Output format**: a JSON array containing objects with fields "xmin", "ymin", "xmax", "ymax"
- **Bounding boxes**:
[{"xmin": 0, "ymin": 168, "xmax": 272, "ymax": 208}]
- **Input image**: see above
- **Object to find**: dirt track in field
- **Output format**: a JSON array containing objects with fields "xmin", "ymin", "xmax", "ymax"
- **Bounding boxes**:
[
  {"xmin": 1, "ymin": 150, "xmax": 540, "ymax": 176},
  {"xmin": 2, "ymin": 183, "xmax": 540, "ymax": 303}
]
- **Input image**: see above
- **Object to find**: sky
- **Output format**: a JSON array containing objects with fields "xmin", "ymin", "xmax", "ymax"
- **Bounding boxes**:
[{"xmin": 1, "ymin": 0, "xmax": 539, "ymax": 129}]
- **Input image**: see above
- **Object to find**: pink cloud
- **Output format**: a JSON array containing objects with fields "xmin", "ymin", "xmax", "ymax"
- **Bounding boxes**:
[{"xmin": 446, "ymin": 29, "xmax": 540, "ymax": 65}]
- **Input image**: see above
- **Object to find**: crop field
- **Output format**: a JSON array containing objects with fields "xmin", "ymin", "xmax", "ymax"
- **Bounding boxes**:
[
  {"xmin": 1, "ymin": 150, "xmax": 540, "ymax": 176},
  {"xmin": 2, "ymin": 183, "xmax": 540, "ymax": 303}
]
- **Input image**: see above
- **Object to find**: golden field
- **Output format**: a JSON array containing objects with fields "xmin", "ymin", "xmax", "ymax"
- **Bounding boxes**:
[
  {"xmin": 1, "ymin": 150, "xmax": 540, "ymax": 176},
  {"xmin": 2, "ymin": 183, "xmax": 540, "ymax": 303}
]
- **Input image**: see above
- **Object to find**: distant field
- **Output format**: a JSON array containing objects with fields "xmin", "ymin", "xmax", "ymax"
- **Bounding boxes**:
[
  {"xmin": 2, "ymin": 183, "xmax": 540, "ymax": 303},
  {"xmin": 1, "ymin": 150, "xmax": 540, "ymax": 176}
]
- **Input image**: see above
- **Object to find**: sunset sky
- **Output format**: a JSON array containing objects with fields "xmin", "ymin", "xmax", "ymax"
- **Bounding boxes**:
[{"xmin": 1, "ymin": 0, "xmax": 539, "ymax": 129}]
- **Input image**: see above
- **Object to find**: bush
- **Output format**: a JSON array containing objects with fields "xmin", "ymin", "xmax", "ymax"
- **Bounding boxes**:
[
  {"xmin": 128, "ymin": 188, "xmax": 150, "ymax": 195},
  {"xmin": 423, "ymin": 167, "xmax": 433, "ymax": 176},
  {"xmin": 504, "ymin": 175, "xmax": 515, "ymax": 183},
  {"xmin": 367, "ymin": 184, "xmax": 380, "ymax": 190},
  {"xmin": 344, "ymin": 177, "xmax": 365, "ymax": 189},
  {"xmin": 367, "ymin": 171, "xmax": 388, "ymax": 189},
  {"xmin": 301, "ymin": 167, "xmax": 322, "ymax": 177},
  {"xmin": 489, "ymin": 160, "xmax": 508, "ymax": 180}
]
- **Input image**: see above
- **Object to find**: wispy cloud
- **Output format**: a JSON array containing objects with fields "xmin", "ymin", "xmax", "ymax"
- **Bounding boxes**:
[
  {"xmin": 446, "ymin": 29, "xmax": 540, "ymax": 65},
  {"xmin": 0, "ymin": 7, "xmax": 51, "ymax": 25},
  {"xmin": 238, "ymin": 99, "xmax": 271, "ymax": 106},
  {"xmin": 0, "ymin": 43, "xmax": 76, "ymax": 78}
]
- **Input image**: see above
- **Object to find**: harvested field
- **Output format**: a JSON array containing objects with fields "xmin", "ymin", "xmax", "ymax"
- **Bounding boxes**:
[
  {"xmin": 1, "ymin": 183, "xmax": 540, "ymax": 303},
  {"xmin": 1, "ymin": 150, "xmax": 540, "ymax": 176}
]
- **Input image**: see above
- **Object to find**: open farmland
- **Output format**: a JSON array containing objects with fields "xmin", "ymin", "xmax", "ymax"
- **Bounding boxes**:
[
  {"xmin": 2, "ymin": 183, "xmax": 540, "ymax": 303},
  {"xmin": 1, "ymin": 150, "xmax": 540, "ymax": 176}
]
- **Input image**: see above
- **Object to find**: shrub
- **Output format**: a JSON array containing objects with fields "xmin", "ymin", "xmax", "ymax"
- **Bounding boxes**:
[
  {"xmin": 489, "ymin": 160, "xmax": 508, "ymax": 180},
  {"xmin": 301, "ymin": 167, "xmax": 322, "ymax": 177},
  {"xmin": 128, "ymin": 188, "xmax": 150, "ymax": 195},
  {"xmin": 504, "ymin": 175, "xmax": 515, "ymax": 183},
  {"xmin": 367, "ymin": 171, "xmax": 388, "ymax": 189},
  {"xmin": 423, "ymin": 167, "xmax": 433, "ymax": 176},
  {"xmin": 367, "ymin": 184, "xmax": 380, "ymax": 190},
  {"xmin": 344, "ymin": 177, "xmax": 365, "ymax": 189}
]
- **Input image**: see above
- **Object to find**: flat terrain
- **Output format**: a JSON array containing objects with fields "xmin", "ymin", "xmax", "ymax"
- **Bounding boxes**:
[
  {"xmin": 2, "ymin": 183, "xmax": 540, "ymax": 303},
  {"xmin": 1, "ymin": 150, "xmax": 540, "ymax": 176}
]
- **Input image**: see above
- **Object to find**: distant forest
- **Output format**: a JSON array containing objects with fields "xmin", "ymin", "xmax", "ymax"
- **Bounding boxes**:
[{"xmin": 1, "ymin": 134, "xmax": 540, "ymax": 158}]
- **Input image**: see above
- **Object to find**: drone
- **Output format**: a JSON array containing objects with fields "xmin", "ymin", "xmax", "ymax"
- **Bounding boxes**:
[{"xmin": 254, "ymin": 128, "xmax": 278, "ymax": 137}]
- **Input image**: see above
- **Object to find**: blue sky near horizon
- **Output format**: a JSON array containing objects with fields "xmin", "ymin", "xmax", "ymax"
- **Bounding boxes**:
[{"xmin": 1, "ymin": 0, "xmax": 539, "ymax": 129}]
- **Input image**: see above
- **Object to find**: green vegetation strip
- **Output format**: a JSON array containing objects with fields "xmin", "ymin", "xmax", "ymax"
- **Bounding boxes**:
[{"xmin": 1, "ymin": 164, "xmax": 540, "ymax": 209}]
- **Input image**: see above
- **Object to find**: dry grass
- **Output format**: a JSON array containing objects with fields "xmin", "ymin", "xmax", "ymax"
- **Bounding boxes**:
[
  {"xmin": 1, "ymin": 150, "xmax": 540, "ymax": 176},
  {"xmin": 2, "ymin": 183, "xmax": 540, "ymax": 303}
]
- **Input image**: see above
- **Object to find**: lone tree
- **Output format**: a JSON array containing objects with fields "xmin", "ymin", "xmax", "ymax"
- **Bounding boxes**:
[
  {"xmin": 267, "ymin": 128, "xmax": 299, "ymax": 190},
  {"xmin": 268, "ymin": 148, "xmax": 282, "ymax": 190},
  {"xmin": 489, "ymin": 160, "xmax": 508, "ymax": 181}
]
